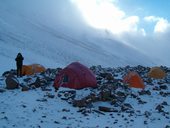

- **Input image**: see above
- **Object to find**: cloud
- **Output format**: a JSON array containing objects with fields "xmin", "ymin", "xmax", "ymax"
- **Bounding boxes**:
[
  {"xmin": 144, "ymin": 16, "xmax": 159, "ymax": 22},
  {"xmin": 119, "ymin": 16, "xmax": 170, "ymax": 66},
  {"xmin": 72, "ymin": 0, "xmax": 142, "ymax": 34},
  {"xmin": 154, "ymin": 18, "xmax": 170, "ymax": 33},
  {"xmin": 72, "ymin": 0, "xmax": 170, "ymax": 65},
  {"xmin": 144, "ymin": 16, "xmax": 170, "ymax": 33},
  {"xmin": 108, "ymin": 16, "xmax": 141, "ymax": 34},
  {"xmin": 73, "ymin": 0, "xmax": 170, "ymax": 35}
]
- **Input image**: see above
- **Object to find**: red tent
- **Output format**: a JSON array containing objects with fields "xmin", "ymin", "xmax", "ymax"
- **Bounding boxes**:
[{"xmin": 53, "ymin": 62, "xmax": 97, "ymax": 89}]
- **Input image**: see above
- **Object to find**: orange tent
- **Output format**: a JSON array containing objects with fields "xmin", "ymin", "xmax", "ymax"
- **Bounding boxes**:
[
  {"xmin": 123, "ymin": 71, "xmax": 145, "ymax": 89},
  {"xmin": 22, "ymin": 64, "xmax": 46, "ymax": 75},
  {"xmin": 148, "ymin": 67, "xmax": 166, "ymax": 79}
]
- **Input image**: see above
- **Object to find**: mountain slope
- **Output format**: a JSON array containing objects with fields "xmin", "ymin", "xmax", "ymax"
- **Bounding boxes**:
[{"xmin": 0, "ymin": 0, "xmax": 155, "ymax": 73}]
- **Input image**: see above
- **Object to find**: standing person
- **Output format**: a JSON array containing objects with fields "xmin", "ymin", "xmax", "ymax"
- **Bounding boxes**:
[{"xmin": 15, "ymin": 53, "xmax": 24, "ymax": 77}]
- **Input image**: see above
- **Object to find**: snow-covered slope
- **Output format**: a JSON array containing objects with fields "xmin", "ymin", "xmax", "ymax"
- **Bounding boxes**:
[
  {"xmin": 0, "ymin": 0, "xmax": 155, "ymax": 74},
  {"xmin": 0, "ymin": 66, "xmax": 170, "ymax": 128}
]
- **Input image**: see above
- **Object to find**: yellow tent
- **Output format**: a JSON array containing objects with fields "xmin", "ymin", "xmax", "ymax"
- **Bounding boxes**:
[
  {"xmin": 22, "ymin": 64, "xmax": 46, "ymax": 75},
  {"xmin": 148, "ymin": 67, "xmax": 166, "ymax": 79}
]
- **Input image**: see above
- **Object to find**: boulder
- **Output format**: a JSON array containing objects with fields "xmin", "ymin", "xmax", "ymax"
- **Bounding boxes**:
[{"xmin": 5, "ymin": 74, "xmax": 19, "ymax": 90}]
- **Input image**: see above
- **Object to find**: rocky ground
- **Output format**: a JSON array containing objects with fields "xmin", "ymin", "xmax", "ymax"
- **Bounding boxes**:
[{"xmin": 0, "ymin": 65, "xmax": 170, "ymax": 128}]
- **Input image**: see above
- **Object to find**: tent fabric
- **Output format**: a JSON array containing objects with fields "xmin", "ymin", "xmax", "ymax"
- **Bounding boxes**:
[
  {"xmin": 53, "ymin": 62, "xmax": 97, "ymax": 89},
  {"xmin": 148, "ymin": 67, "xmax": 166, "ymax": 79},
  {"xmin": 22, "ymin": 64, "xmax": 46, "ymax": 75},
  {"xmin": 123, "ymin": 71, "xmax": 145, "ymax": 89}
]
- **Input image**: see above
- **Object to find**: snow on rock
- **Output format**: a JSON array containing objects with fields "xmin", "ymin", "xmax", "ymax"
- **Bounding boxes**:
[{"xmin": 0, "ymin": 65, "xmax": 170, "ymax": 128}]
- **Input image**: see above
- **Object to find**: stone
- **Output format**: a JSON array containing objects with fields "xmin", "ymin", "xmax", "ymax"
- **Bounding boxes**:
[
  {"xmin": 131, "ymin": 93, "xmax": 138, "ymax": 98},
  {"xmin": 98, "ymin": 106, "xmax": 118, "ymax": 112},
  {"xmin": 21, "ymin": 86, "xmax": 30, "ymax": 91},
  {"xmin": 99, "ymin": 90, "xmax": 112, "ymax": 101},
  {"xmin": 23, "ymin": 77, "xmax": 32, "ymax": 83},
  {"xmin": 5, "ymin": 74, "xmax": 19, "ymax": 90},
  {"xmin": 165, "ymin": 125, "xmax": 170, "ymax": 128},
  {"xmin": 138, "ymin": 90, "xmax": 151, "ymax": 95},
  {"xmin": 162, "ymin": 101, "xmax": 168, "ymax": 106},
  {"xmin": 121, "ymin": 103, "xmax": 133, "ymax": 112},
  {"xmin": 0, "ymin": 89, "xmax": 6, "ymax": 93},
  {"xmin": 58, "ymin": 90, "xmax": 76, "ymax": 100},
  {"xmin": 2, "ymin": 69, "xmax": 16, "ymax": 77},
  {"xmin": 29, "ymin": 77, "xmax": 47, "ymax": 88},
  {"xmin": 144, "ymin": 111, "xmax": 151, "ymax": 118},
  {"xmin": 73, "ymin": 99, "xmax": 88, "ymax": 107},
  {"xmin": 138, "ymin": 99, "xmax": 147, "ymax": 104},
  {"xmin": 45, "ymin": 93, "xmax": 55, "ymax": 99},
  {"xmin": 36, "ymin": 98, "xmax": 47, "ymax": 102},
  {"xmin": 155, "ymin": 104, "xmax": 164, "ymax": 113},
  {"xmin": 160, "ymin": 85, "xmax": 168, "ymax": 90}
]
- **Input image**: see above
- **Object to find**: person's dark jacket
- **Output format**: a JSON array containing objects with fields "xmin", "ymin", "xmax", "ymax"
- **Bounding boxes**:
[{"xmin": 15, "ymin": 53, "xmax": 24, "ymax": 68}]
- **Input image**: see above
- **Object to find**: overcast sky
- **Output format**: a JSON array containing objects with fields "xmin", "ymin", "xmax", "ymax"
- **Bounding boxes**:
[
  {"xmin": 72, "ymin": 0, "xmax": 170, "ymax": 65},
  {"xmin": 1, "ymin": 0, "xmax": 169, "ymax": 66}
]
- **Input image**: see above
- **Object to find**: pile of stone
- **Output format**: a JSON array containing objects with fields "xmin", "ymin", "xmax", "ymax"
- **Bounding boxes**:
[
  {"xmin": 1, "ymin": 65, "xmax": 170, "ymax": 117},
  {"xmin": 56, "ymin": 65, "xmax": 170, "ymax": 116},
  {"xmin": 1, "ymin": 68, "xmax": 61, "ymax": 91}
]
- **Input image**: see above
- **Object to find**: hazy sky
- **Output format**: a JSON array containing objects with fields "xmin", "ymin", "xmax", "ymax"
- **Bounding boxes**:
[
  {"xmin": 117, "ymin": 0, "xmax": 170, "ymax": 33},
  {"xmin": 117, "ymin": 0, "xmax": 170, "ymax": 20},
  {"xmin": 1, "ymin": 0, "xmax": 169, "ymax": 65},
  {"xmin": 72, "ymin": 0, "xmax": 170, "ymax": 65},
  {"xmin": 72, "ymin": 0, "xmax": 170, "ymax": 34}
]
